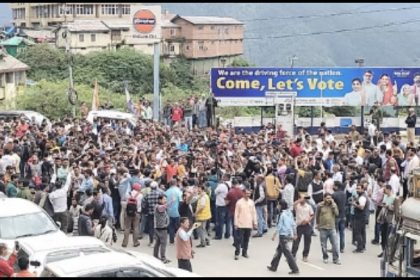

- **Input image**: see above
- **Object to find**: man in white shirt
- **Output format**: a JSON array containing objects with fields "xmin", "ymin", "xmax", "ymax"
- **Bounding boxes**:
[
  {"xmin": 388, "ymin": 167, "xmax": 401, "ymax": 196},
  {"xmin": 281, "ymin": 175, "xmax": 295, "ymax": 212},
  {"xmin": 332, "ymin": 165, "xmax": 343, "ymax": 183},
  {"xmin": 0, "ymin": 149, "xmax": 16, "ymax": 174},
  {"xmin": 292, "ymin": 195, "xmax": 314, "ymax": 262},
  {"xmin": 49, "ymin": 173, "xmax": 71, "ymax": 232},
  {"xmin": 362, "ymin": 70, "xmax": 383, "ymax": 106},
  {"xmin": 214, "ymin": 176, "xmax": 229, "ymax": 239}
]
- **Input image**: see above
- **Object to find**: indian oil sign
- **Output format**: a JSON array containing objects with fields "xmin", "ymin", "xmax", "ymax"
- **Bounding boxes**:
[
  {"xmin": 129, "ymin": 5, "xmax": 161, "ymax": 43},
  {"xmin": 133, "ymin": 9, "xmax": 156, "ymax": 33}
]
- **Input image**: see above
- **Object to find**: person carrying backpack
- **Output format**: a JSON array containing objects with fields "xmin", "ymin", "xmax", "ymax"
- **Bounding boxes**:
[{"xmin": 122, "ymin": 183, "xmax": 142, "ymax": 247}]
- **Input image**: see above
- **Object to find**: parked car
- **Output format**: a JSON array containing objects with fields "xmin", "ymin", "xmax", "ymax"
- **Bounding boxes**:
[
  {"xmin": 16, "ymin": 236, "xmax": 111, "ymax": 276},
  {"xmin": 41, "ymin": 250, "xmax": 200, "ymax": 277},
  {"xmin": 86, "ymin": 110, "xmax": 137, "ymax": 127},
  {"xmin": 0, "ymin": 110, "xmax": 51, "ymax": 127},
  {"xmin": 0, "ymin": 198, "xmax": 66, "ymax": 256}
]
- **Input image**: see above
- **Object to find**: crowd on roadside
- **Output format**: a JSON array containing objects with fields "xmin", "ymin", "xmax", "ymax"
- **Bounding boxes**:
[{"xmin": 0, "ymin": 101, "xmax": 418, "ymax": 275}]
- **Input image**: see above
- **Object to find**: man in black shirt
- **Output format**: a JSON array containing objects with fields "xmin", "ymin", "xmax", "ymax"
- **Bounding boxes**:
[
  {"xmin": 332, "ymin": 181, "xmax": 347, "ymax": 253},
  {"xmin": 405, "ymin": 107, "xmax": 417, "ymax": 144}
]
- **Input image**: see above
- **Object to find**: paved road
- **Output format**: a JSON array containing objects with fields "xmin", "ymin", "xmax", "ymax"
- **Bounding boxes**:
[{"xmin": 116, "ymin": 215, "xmax": 381, "ymax": 277}]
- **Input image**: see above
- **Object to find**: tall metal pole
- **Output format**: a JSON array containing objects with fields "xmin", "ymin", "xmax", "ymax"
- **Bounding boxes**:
[
  {"xmin": 355, "ymin": 58, "xmax": 365, "ymax": 133},
  {"xmin": 320, "ymin": 72, "xmax": 324, "ymax": 121},
  {"xmin": 153, "ymin": 42, "xmax": 160, "ymax": 121},
  {"xmin": 64, "ymin": 4, "xmax": 75, "ymax": 117}
]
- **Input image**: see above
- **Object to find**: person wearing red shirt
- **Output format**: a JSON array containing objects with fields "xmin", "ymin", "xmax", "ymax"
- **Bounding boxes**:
[
  {"xmin": 166, "ymin": 159, "xmax": 178, "ymax": 183},
  {"xmin": 0, "ymin": 243, "xmax": 17, "ymax": 277},
  {"xmin": 15, "ymin": 119, "xmax": 29, "ymax": 139},
  {"xmin": 171, "ymin": 104, "xmax": 184, "ymax": 126},
  {"xmin": 290, "ymin": 138, "xmax": 303, "ymax": 158},
  {"xmin": 225, "ymin": 179, "xmax": 244, "ymax": 248},
  {"xmin": 13, "ymin": 256, "xmax": 36, "ymax": 277}
]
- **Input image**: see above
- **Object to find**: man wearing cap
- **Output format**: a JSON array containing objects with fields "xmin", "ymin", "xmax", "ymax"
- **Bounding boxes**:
[
  {"xmin": 143, "ymin": 181, "xmax": 165, "ymax": 246},
  {"xmin": 16, "ymin": 178, "xmax": 33, "ymax": 201},
  {"xmin": 0, "ymin": 243, "xmax": 17, "ymax": 277}
]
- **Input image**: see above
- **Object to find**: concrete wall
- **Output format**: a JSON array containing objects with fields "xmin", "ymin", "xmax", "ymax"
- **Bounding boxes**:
[
  {"xmin": 190, "ymin": 55, "xmax": 240, "ymax": 75},
  {"xmin": 56, "ymin": 28, "xmax": 111, "ymax": 51},
  {"xmin": 229, "ymin": 116, "xmax": 417, "ymax": 135}
]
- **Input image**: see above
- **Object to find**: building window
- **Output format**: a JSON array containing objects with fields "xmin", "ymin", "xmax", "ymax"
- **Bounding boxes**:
[
  {"xmin": 6, "ymin": 73, "xmax": 14, "ymax": 84},
  {"xmin": 15, "ymin": 71, "xmax": 25, "ymax": 86},
  {"xmin": 170, "ymin": 29, "xmax": 176, "ymax": 36},
  {"xmin": 0, "ymin": 74, "xmax": 4, "ymax": 87},
  {"xmin": 185, "ymin": 45, "xmax": 190, "ymax": 50},
  {"xmin": 91, "ymin": 34, "xmax": 96, "ymax": 42},
  {"xmin": 79, "ymin": 34, "xmax": 84, "ymax": 42},
  {"xmin": 211, "ymin": 26, "xmax": 215, "ymax": 30},
  {"xmin": 111, "ymin": 30, "xmax": 121, "ymax": 41},
  {"xmin": 75, "ymin": 4, "xmax": 93, "ymax": 15},
  {"xmin": 198, "ymin": 41, "xmax": 204, "ymax": 51},
  {"xmin": 170, "ymin": 45, "xmax": 175, "ymax": 52},
  {"xmin": 198, "ymin": 26, "xmax": 204, "ymax": 30},
  {"xmin": 102, "ymin": 4, "xmax": 116, "ymax": 15},
  {"xmin": 225, "ymin": 28, "xmax": 229, "ymax": 34},
  {"xmin": 121, "ymin": 5, "xmax": 130, "ymax": 15}
]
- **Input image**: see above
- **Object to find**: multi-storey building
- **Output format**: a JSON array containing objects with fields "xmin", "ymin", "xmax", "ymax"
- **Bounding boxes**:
[
  {"xmin": 10, "ymin": 3, "xmax": 133, "ymax": 28},
  {"xmin": 165, "ymin": 15, "xmax": 244, "ymax": 75}
]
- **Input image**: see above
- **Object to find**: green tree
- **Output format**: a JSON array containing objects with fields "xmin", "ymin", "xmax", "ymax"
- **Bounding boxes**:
[
  {"xmin": 17, "ymin": 80, "xmax": 126, "ymax": 119},
  {"xmin": 229, "ymin": 57, "xmax": 251, "ymax": 67},
  {"xmin": 16, "ymin": 43, "xmax": 68, "ymax": 81}
]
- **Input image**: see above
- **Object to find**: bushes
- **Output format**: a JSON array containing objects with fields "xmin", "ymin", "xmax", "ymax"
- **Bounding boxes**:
[{"xmin": 17, "ymin": 80, "xmax": 126, "ymax": 119}]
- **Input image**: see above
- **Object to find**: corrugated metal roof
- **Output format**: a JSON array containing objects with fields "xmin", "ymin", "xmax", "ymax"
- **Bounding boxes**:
[
  {"xmin": 172, "ymin": 16, "xmax": 243, "ymax": 25},
  {"xmin": 0, "ymin": 50, "xmax": 30, "ymax": 73},
  {"xmin": 101, "ymin": 21, "xmax": 130, "ymax": 30},
  {"xmin": 162, "ymin": 19, "xmax": 179, "ymax": 28},
  {"xmin": 64, "ymin": 20, "xmax": 109, "ymax": 32},
  {"xmin": 0, "ymin": 36, "xmax": 35, "ymax": 47},
  {"xmin": 22, "ymin": 29, "xmax": 54, "ymax": 39}
]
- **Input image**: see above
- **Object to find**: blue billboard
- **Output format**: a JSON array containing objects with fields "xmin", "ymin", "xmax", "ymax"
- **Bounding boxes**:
[{"xmin": 210, "ymin": 67, "xmax": 420, "ymax": 106}]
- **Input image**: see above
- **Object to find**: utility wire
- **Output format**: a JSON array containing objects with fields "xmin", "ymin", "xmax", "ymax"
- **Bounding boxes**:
[
  {"xmin": 243, "ymin": 18, "xmax": 420, "ymax": 40},
  {"xmin": 237, "ymin": 5, "xmax": 420, "ymax": 23}
]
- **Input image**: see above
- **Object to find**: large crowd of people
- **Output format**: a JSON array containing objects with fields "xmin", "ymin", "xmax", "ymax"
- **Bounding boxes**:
[{"xmin": 0, "ymin": 101, "xmax": 418, "ymax": 275}]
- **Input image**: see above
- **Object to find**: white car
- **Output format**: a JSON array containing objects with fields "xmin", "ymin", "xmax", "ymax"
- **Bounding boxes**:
[
  {"xmin": 86, "ymin": 110, "xmax": 137, "ymax": 127},
  {"xmin": 41, "ymin": 250, "xmax": 201, "ymax": 277},
  {"xmin": 0, "ymin": 110, "xmax": 51, "ymax": 127},
  {"xmin": 0, "ymin": 198, "xmax": 66, "ymax": 255},
  {"xmin": 17, "ymin": 236, "xmax": 111, "ymax": 276}
]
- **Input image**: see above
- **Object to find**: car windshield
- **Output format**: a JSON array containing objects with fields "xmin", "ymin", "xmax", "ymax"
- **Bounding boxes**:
[
  {"xmin": 112, "ymin": 249, "xmax": 175, "ymax": 277},
  {"xmin": 0, "ymin": 212, "xmax": 58, "ymax": 239},
  {"xmin": 46, "ymin": 247, "xmax": 111, "ymax": 263}
]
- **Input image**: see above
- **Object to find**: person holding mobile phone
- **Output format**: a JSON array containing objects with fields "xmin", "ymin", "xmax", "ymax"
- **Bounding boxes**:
[{"xmin": 175, "ymin": 217, "xmax": 200, "ymax": 272}]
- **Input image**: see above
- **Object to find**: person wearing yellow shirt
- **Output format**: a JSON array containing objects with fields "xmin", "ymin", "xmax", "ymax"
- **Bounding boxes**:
[
  {"xmin": 195, "ymin": 184, "xmax": 211, "ymax": 248},
  {"xmin": 177, "ymin": 158, "xmax": 187, "ymax": 180}
]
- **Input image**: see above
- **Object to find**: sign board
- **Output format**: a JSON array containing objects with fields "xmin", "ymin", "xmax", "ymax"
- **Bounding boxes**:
[
  {"xmin": 127, "ymin": 5, "xmax": 161, "ymax": 44},
  {"xmin": 211, "ymin": 67, "xmax": 420, "ymax": 106}
]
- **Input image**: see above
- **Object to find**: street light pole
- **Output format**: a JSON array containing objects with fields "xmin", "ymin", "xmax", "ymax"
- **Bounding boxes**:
[
  {"xmin": 355, "ymin": 58, "xmax": 365, "ymax": 132},
  {"xmin": 63, "ymin": 4, "xmax": 75, "ymax": 117},
  {"xmin": 290, "ymin": 54, "xmax": 298, "ymax": 68},
  {"xmin": 153, "ymin": 41, "xmax": 160, "ymax": 121}
]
